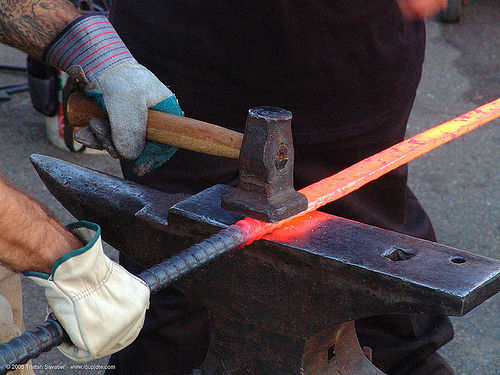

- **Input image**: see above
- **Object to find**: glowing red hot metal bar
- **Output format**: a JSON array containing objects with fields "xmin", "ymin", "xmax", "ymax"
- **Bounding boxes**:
[
  {"xmin": 237, "ymin": 97, "xmax": 500, "ymax": 242},
  {"xmin": 141, "ymin": 97, "xmax": 500, "ymax": 294},
  {"xmin": 136, "ymin": 95, "xmax": 499, "ymax": 292},
  {"xmin": 139, "ymin": 97, "xmax": 500, "ymax": 295}
]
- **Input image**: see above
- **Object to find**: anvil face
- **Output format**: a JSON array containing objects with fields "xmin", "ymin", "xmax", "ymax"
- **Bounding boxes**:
[
  {"xmin": 31, "ymin": 155, "xmax": 500, "ymax": 375},
  {"xmin": 169, "ymin": 184, "xmax": 499, "ymax": 317}
]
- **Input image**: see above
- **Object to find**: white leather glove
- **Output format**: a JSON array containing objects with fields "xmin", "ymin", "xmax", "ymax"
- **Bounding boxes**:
[{"xmin": 25, "ymin": 221, "xmax": 149, "ymax": 362}]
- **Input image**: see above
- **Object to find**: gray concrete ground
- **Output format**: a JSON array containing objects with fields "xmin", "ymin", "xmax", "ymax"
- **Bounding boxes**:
[{"xmin": 0, "ymin": 1, "xmax": 498, "ymax": 374}]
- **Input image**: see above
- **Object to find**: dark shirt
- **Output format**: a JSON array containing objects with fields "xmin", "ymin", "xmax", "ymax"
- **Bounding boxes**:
[{"xmin": 110, "ymin": 0, "xmax": 425, "ymax": 144}]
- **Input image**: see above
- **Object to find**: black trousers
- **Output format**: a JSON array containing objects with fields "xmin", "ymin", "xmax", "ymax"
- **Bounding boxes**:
[{"xmin": 106, "ymin": 94, "xmax": 454, "ymax": 375}]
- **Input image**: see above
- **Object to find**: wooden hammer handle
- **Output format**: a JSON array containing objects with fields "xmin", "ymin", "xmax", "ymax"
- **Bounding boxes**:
[{"xmin": 66, "ymin": 92, "xmax": 243, "ymax": 159}]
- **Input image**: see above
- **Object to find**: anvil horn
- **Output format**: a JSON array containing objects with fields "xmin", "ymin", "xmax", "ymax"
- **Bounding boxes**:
[{"xmin": 30, "ymin": 154, "xmax": 190, "ymax": 267}]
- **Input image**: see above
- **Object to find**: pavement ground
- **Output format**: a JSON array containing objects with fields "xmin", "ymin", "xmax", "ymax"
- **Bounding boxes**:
[{"xmin": 0, "ymin": 1, "xmax": 498, "ymax": 374}]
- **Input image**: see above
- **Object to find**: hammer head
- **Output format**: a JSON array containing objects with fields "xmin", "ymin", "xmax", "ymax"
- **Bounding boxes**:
[{"xmin": 222, "ymin": 107, "xmax": 307, "ymax": 222}]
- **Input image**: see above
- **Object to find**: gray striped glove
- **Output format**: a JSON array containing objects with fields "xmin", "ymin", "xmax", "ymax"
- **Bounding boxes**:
[{"xmin": 44, "ymin": 15, "xmax": 180, "ymax": 172}]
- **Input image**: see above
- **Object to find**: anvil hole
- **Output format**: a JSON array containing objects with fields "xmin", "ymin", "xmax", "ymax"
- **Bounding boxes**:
[
  {"xmin": 382, "ymin": 247, "xmax": 416, "ymax": 261},
  {"xmin": 450, "ymin": 256, "xmax": 467, "ymax": 264},
  {"xmin": 274, "ymin": 143, "xmax": 289, "ymax": 171},
  {"xmin": 328, "ymin": 346, "xmax": 336, "ymax": 362}
]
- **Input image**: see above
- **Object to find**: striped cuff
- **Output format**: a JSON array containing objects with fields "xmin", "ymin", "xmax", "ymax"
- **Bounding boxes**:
[{"xmin": 44, "ymin": 15, "xmax": 134, "ymax": 82}]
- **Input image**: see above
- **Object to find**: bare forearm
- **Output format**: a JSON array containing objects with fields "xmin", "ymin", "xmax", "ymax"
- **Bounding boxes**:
[
  {"xmin": 0, "ymin": 175, "xmax": 82, "ymax": 273},
  {"xmin": 0, "ymin": 0, "xmax": 81, "ymax": 58}
]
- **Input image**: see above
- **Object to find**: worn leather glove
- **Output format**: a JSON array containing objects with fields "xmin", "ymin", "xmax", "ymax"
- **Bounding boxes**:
[
  {"xmin": 25, "ymin": 221, "xmax": 150, "ymax": 362},
  {"xmin": 44, "ymin": 15, "xmax": 181, "ymax": 175}
]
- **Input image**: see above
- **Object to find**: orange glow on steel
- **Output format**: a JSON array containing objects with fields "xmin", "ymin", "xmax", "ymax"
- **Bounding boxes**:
[
  {"xmin": 264, "ymin": 211, "xmax": 332, "ymax": 243},
  {"xmin": 235, "ymin": 97, "xmax": 500, "ymax": 243}
]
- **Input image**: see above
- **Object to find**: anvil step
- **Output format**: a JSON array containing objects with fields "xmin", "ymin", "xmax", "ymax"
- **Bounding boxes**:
[{"xmin": 31, "ymin": 154, "xmax": 500, "ymax": 375}]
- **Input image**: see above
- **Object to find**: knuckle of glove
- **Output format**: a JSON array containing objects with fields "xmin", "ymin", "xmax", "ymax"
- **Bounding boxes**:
[
  {"xmin": 88, "ymin": 118, "xmax": 120, "ymax": 158},
  {"xmin": 74, "ymin": 126, "xmax": 103, "ymax": 150},
  {"xmin": 109, "ymin": 119, "xmax": 147, "ymax": 160},
  {"xmin": 96, "ymin": 64, "xmax": 162, "ymax": 160},
  {"xmin": 56, "ymin": 266, "xmax": 149, "ymax": 362},
  {"xmin": 105, "ymin": 61, "xmax": 174, "ymax": 110}
]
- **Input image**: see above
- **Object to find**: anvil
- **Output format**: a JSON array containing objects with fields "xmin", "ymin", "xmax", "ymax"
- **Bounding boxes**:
[{"xmin": 27, "ymin": 155, "xmax": 500, "ymax": 375}]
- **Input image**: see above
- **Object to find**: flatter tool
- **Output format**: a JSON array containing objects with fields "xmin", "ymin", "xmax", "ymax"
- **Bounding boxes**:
[
  {"xmin": 0, "ymin": 64, "xmax": 26, "ymax": 72},
  {"xmin": 67, "ymin": 92, "xmax": 307, "ymax": 222},
  {"xmin": 220, "ymin": 107, "xmax": 307, "ymax": 222},
  {"xmin": 106, "ymin": 97, "xmax": 500, "ymax": 292},
  {"xmin": 1, "ymin": 98, "xmax": 498, "ymax": 374}
]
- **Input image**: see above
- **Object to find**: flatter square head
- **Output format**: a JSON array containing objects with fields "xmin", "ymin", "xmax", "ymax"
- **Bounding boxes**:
[{"xmin": 222, "ymin": 107, "xmax": 307, "ymax": 222}]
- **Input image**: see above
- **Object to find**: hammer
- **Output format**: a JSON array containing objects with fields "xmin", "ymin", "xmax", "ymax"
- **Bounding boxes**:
[{"xmin": 66, "ymin": 92, "xmax": 308, "ymax": 222}]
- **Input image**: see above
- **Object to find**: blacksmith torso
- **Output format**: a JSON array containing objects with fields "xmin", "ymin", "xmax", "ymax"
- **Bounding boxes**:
[
  {"xmin": 111, "ymin": 0, "xmax": 425, "ymax": 142},
  {"xmin": 107, "ymin": 2, "xmax": 454, "ymax": 375}
]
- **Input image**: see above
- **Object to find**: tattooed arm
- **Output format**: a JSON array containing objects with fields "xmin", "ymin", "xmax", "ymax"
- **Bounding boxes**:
[{"xmin": 0, "ymin": 0, "xmax": 81, "ymax": 58}]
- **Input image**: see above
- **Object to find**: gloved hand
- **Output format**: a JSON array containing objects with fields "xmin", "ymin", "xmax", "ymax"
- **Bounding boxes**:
[
  {"xmin": 25, "ymin": 221, "xmax": 150, "ymax": 362},
  {"xmin": 44, "ymin": 14, "xmax": 181, "ymax": 175}
]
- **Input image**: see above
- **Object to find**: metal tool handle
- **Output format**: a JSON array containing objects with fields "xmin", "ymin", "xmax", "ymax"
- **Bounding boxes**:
[
  {"xmin": 0, "ymin": 83, "xmax": 29, "ymax": 91},
  {"xmin": 4, "ymin": 84, "xmax": 29, "ymax": 94},
  {"xmin": 0, "ymin": 83, "xmax": 29, "ymax": 94},
  {"xmin": 0, "ymin": 224, "xmax": 247, "ymax": 373},
  {"xmin": 0, "ymin": 64, "xmax": 27, "ymax": 72},
  {"xmin": 0, "ymin": 83, "xmax": 29, "ymax": 101}
]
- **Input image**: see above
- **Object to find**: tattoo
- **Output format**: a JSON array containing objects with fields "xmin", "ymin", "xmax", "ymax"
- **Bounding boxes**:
[{"xmin": 0, "ymin": 0, "xmax": 81, "ymax": 58}]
